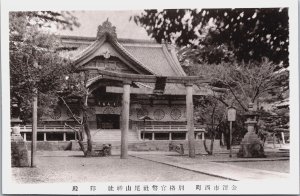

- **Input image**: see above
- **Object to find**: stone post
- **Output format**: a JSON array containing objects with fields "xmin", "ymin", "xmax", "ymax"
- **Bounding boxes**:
[
  {"xmin": 185, "ymin": 83, "xmax": 195, "ymax": 158},
  {"xmin": 11, "ymin": 126, "xmax": 29, "ymax": 167}
]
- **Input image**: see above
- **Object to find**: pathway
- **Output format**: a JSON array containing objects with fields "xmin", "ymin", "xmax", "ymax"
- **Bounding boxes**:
[{"xmin": 131, "ymin": 153, "xmax": 289, "ymax": 181}]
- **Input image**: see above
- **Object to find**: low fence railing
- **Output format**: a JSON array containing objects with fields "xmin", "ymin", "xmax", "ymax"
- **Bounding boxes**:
[
  {"xmin": 141, "ymin": 124, "xmax": 206, "ymax": 132},
  {"xmin": 19, "ymin": 125, "xmax": 81, "ymax": 132}
]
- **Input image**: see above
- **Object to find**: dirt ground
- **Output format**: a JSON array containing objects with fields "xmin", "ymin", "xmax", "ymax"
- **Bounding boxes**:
[
  {"xmin": 11, "ymin": 149, "xmax": 289, "ymax": 183},
  {"xmin": 220, "ymin": 160, "xmax": 289, "ymax": 173},
  {"xmin": 12, "ymin": 154, "xmax": 224, "ymax": 183}
]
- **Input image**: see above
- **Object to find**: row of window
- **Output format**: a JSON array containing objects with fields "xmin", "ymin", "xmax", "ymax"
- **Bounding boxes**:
[
  {"xmin": 21, "ymin": 132, "xmax": 75, "ymax": 141},
  {"xmin": 141, "ymin": 132, "xmax": 205, "ymax": 140},
  {"xmin": 20, "ymin": 132, "xmax": 206, "ymax": 141}
]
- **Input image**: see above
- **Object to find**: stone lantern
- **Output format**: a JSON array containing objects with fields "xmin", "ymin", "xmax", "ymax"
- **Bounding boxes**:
[
  {"xmin": 237, "ymin": 103, "xmax": 266, "ymax": 158},
  {"xmin": 11, "ymin": 125, "xmax": 29, "ymax": 167}
]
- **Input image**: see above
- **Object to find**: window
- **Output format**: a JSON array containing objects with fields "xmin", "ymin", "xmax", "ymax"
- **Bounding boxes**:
[
  {"xmin": 37, "ymin": 133, "xmax": 44, "ymax": 141},
  {"xmin": 47, "ymin": 133, "xmax": 64, "ymax": 141},
  {"xmin": 141, "ymin": 132, "xmax": 153, "ymax": 140},
  {"xmin": 172, "ymin": 132, "xmax": 186, "ymax": 140},
  {"xmin": 154, "ymin": 132, "xmax": 169, "ymax": 140},
  {"xmin": 66, "ymin": 133, "xmax": 76, "ymax": 141}
]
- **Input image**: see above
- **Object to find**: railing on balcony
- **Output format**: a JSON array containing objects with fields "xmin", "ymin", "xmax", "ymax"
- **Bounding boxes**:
[
  {"xmin": 141, "ymin": 124, "xmax": 206, "ymax": 132},
  {"xmin": 19, "ymin": 124, "xmax": 81, "ymax": 132},
  {"xmin": 137, "ymin": 123, "xmax": 206, "ymax": 141},
  {"xmin": 17, "ymin": 124, "xmax": 80, "ymax": 142}
]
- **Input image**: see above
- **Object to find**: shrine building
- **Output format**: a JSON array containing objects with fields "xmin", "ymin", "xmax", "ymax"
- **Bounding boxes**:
[{"xmin": 15, "ymin": 20, "xmax": 211, "ymax": 150}]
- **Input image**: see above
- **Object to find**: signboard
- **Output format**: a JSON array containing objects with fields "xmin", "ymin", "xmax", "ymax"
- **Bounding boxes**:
[{"xmin": 227, "ymin": 107, "xmax": 236, "ymax": 121}]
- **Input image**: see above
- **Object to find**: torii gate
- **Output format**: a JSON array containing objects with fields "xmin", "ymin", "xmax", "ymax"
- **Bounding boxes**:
[{"xmin": 81, "ymin": 67, "xmax": 209, "ymax": 158}]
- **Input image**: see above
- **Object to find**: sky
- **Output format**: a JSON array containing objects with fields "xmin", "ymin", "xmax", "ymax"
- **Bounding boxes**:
[{"xmin": 58, "ymin": 10, "xmax": 152, "ymax": 40}]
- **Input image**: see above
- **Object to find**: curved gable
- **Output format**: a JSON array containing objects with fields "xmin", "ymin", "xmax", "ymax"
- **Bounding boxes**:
[
  {"xmin": 73, "ymin": 20, "xmax": 155, "ymax": 75},
  {"xmin": 60, "ymin": 20, "xmax": 188, "ymax": 77}
]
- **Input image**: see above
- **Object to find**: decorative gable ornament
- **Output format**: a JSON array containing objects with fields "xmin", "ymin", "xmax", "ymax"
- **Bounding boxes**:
[
  {"xmin": 97, "ymin": 19, "xmax": 117, "ymax": 40},
  {"xmin": 102, "ymin": 48, "xmax": 111, "ymax": 59}
]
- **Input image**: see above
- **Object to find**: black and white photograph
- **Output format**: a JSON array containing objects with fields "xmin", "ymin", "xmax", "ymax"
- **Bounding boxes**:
[{"xmin": 1, "ymin": 0, "xmax": 299, "ymax": 194}]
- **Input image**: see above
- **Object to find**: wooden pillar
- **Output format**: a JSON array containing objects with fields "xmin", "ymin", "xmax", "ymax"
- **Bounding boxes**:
[
  {"xmin": 43, "ymin": 133, "xmax": 47, "ymax": 141},
  {"xmin": 169, "ymin": 132, "xmax": 172, "ymax": 140},
  {"xmin": 281, "ymin": 132, "xmax": 285, "ymax": 144},
  {"xmin": 31, "ymin": 89, "xmax": 38, "ymax": 167},
  {"xmin": 23, "ymin": 133, "xmax": 27, "ymax": 141},
  {"xmin": 137, "ymin": 130, "xmax": 141, "ymax": 140},
  {"xmin": 121, "ymin": 81, "xmax": 131, "ymax": 159},
  {"xmin": 185, "ymin": 83, "xmax": 195, "ymax": 158},
  {"xmin": 152, "ymin": 132, "xmax": 155, "ymax": 140},
  {"xmin": 63, "ymin": 132, "xmax": 66, "ymax": 141}
]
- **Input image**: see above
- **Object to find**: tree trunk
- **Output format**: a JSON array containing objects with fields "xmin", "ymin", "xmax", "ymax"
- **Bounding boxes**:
[
  {"xmin": 203, "ymin": 105, "xmax": 216, "ymax": 155},
  {"xmin": 83, "ymin": 111, "xmax": 92, "ymax": 156},
  {"xmin": 203, "ymin": 134, "xmax": 215, "ymax": 155},
  {"xmin": 60, "ymin": 96, "xmax": 92, "ymax": 156},
  {"xmin": 82, "ymin": 92, "xmax": 93, "ymax": 156},
  {"xmin": 203, "ymin": 139, "xmax": 210, "ymax": 155},
  {"xmin": 210, "ymin": 137, "xmax": 215, "ymax": 155},
  {"xmin": 76, "ymin": 127, "xmax": 87, "ymax": 156}
]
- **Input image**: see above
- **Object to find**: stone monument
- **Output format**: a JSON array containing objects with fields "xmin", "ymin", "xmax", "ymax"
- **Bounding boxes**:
[
  {"xmin": 11, "ymin": 126, "xmax": 30, "ymax": 167},
  {"xmin": 237, "ymin": 103, "xmax": 266, "ymax": 158}
]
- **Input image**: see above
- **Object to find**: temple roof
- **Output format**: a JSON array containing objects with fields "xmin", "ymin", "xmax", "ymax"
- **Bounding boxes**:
[
  {"xmin": 59, "ymin": 20, "xmax": 209, "ymax": 96},
  {"xmin": 59, "ymin": 36, "xmax": 186, "ymax": 77}
]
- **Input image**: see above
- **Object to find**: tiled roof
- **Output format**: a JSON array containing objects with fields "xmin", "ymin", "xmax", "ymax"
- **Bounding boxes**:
[
  {"xmin": 59, "ymin": 35, "xmax": 207, "ymax": 95},
  {"xmin": 59, "ymin": 35, "xmax": 186, "ymax": 76},
  {"xmin": 124, "ymin": 45, "xmax": 180, "ymax": 76}
]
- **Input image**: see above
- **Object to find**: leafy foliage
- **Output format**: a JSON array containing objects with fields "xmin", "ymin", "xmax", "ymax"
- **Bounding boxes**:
[
  {"xmin": 10, "ymin": 12, "xmax": 78, "ymax": 122},
  {"xmin": 133, "ymin": 8, "xmax": 289, "ymax": 65},
  {"xmin": 190, "ymin": 58, "xmax": 288, "ymax": 111}
]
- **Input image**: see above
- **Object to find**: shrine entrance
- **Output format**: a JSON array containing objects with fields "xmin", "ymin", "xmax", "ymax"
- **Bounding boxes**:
[
  {"xmin": 83, "ymin": 68, "xmax": 209, "ymax": 159},
  {"xmin": 96, "ymin": 114, "xmax": 120, "ymax": 129},
  {"xmin": 71, "ymin": 20, "xmax": 210, "ymax": 159}
]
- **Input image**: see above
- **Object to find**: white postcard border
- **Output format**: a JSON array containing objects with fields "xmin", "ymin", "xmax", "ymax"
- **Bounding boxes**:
[{"xmin": 1, "ymin": 0, "xmax": 299, "ymax": 194}]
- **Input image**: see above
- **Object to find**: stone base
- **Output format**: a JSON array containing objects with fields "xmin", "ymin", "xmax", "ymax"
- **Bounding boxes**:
[
  {"xmin": 237, "ymin": 131, "xmax": 266, "ymax": 158},
  {"xmin": 11, "ymin": 134, "xmax": 30, "ymax": 167}
]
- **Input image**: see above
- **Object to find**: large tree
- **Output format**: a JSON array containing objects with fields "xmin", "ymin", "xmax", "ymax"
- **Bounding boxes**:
[
  {"xmin": 10, "ymin": 12, "xmax": 99, "ymax": 157},
  {"xmin": 132, "ymin": 8, "xmax": 289, "ymax": 66},
  {"xmin": 10, "ymin": 11, "xmax": 79, "ymax": 122},
  {"xmin": 191, "ymin": 58, "xmax": 288, "ymax": 112},
  {"xmin": 10, "ymin": 11, "xmax": 95, "ymax": 156}
]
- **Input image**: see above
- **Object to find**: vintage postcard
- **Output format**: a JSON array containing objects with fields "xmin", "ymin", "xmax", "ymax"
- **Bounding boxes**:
[{"xmin": 1, "ymin": 0, "xmax": 299, "ymax": 194}]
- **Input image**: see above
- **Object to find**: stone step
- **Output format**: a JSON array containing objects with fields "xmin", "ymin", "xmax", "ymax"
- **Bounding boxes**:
[
  {"xmin": 91, "ymin": 130, "xmax": 139, "ymax": 142},
  {"xmin": 70, "ymin": 140, "xmax": 221, "ymax": 153}
]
